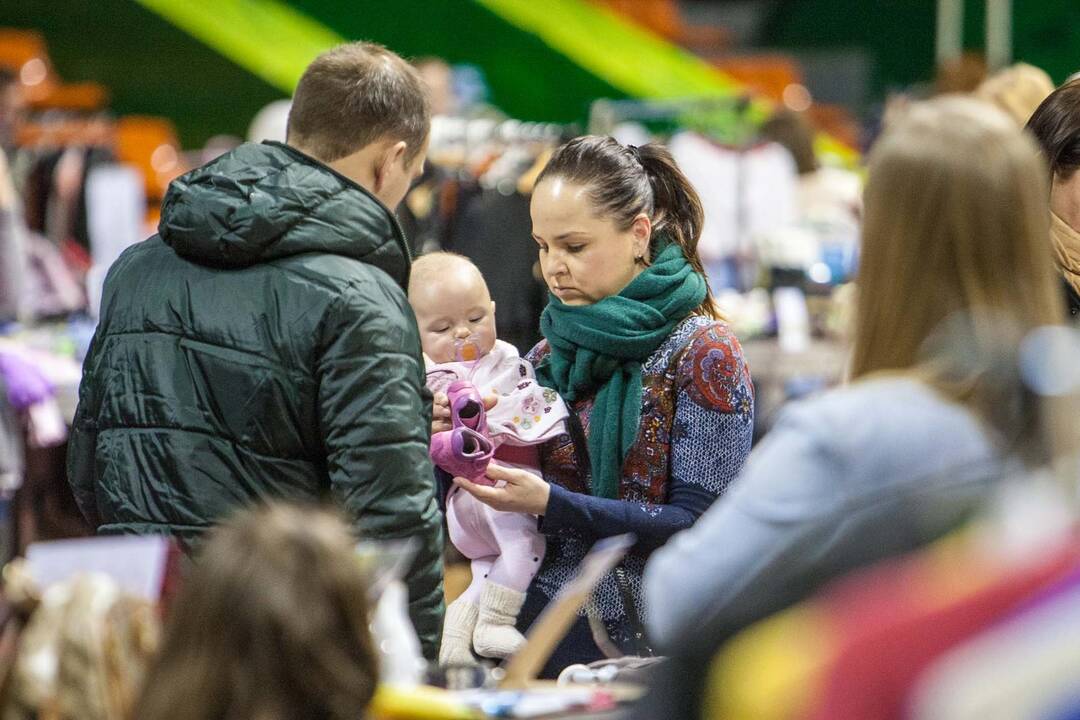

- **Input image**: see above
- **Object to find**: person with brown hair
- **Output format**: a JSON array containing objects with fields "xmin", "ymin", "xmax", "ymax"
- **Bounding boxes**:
[
  {"xmin": 1026, "ymin": 78, "xmax": 1080, "ymax": 318},
  {"xmin": 448, "ymin": 136, "xmax": 755, "ymax": 675},
  {"xmin": 67, "ymin": 42, "xmax": 445, "ymax": 656},
  {"xmin": 133, "ymin": 503, "xmax": 379, "ymax": 720},
  {"xmin": 645, "ymin": 96, "xmax": 1064, "ymax": 669}
]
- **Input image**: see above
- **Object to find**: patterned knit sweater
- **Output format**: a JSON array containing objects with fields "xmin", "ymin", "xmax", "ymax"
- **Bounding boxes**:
[{"xmin": 518, "ymin": 314, "xmax": 754, "ymax": 674}]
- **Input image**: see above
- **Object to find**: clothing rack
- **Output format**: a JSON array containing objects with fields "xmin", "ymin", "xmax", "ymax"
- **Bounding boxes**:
[
  {"xmin": 588, "ymin": 96, "xmax": 796, "ymax": 291},
  {"xmin": 588, "ymin": 94, "xmax": 763, "ymax": 146}
]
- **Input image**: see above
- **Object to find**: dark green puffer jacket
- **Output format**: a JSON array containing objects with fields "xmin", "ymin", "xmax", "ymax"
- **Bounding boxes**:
[{"xmin": 67, "ymin": 141, "xmax": 444, "ymax": 657}]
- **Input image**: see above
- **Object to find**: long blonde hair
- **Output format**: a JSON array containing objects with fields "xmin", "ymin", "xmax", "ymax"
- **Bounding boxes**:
[{"xmin": 851, "ymin": 97, "xmax": 1064, "ymax": 451}]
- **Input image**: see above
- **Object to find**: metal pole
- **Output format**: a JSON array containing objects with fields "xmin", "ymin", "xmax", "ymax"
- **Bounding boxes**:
[
  {"xmin": 936, "ymin": 0, "xmax": 964, "ymax": 65},
  {"xmin": 986, "ymin": 0, "xmax": 1013, "ymax": 71}
]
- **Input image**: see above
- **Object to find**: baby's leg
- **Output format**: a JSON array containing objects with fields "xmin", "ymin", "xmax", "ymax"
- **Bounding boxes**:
[
  {"xmin": 472, "ymin": 507, "xmax": 546, "ymax": 660},
  {"xmin": 441, "ymin": 490, "xmax": 501, "ymax": 667},
  {"xmin": 445, "ymin": 488, "xmax": 500, "ymax": 561},
  {"xmin": 459, "ymin": 557, "xmax": 494, "ymax": 604},
  {"xmin": 486, "ymin": 509, "xmax": 546, "ymax": 593}
]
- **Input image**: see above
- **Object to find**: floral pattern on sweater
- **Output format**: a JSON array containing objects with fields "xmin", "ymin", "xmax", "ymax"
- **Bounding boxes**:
[
  {"xmin": 529, "ymin": 315, "xmax": 753, "ymax": 505},
  {"xmin": 521, "ymin": 314, "xmax": 754, "ymax": 648}
]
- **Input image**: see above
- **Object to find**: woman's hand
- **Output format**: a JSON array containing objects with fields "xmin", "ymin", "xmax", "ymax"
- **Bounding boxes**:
[
  {"xmin": 431, "ymin": 392, "xmax": 452, "ymax": 434},
  {"xmin": 432, "ymin": 393, "xmax": 498, "ymax": 434},
  {"xmin": 454, "ymin": 463, "xmax": 551, "ymax": 515}
]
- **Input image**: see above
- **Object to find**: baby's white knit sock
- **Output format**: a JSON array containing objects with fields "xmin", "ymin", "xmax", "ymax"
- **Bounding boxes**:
[
  {"xmin": 439, "ymin": 597, "xmax": 480, "ymax": 667},
  {"xmin": 472, "ymin": 582, "xmax": 527, "ymax": 660}
]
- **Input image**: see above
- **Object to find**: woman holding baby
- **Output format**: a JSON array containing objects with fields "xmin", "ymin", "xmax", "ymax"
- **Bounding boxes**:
[{"xmin": 443, "ymin": 136, "xmax": 755, "ymax": 676}]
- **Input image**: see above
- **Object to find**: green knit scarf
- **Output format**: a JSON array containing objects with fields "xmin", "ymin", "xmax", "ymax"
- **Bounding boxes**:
[{"xmin": 534, "ymin": 241, "xmax": 707, "ymax": 499}]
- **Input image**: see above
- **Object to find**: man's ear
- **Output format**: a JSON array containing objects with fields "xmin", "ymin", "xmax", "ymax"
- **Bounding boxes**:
[{"xmin": 374, "ymin": 140, "xmax": 408, "ymax": 191}]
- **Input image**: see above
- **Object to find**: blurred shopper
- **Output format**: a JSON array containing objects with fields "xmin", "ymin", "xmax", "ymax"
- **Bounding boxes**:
[
  {"xmin": 1027, "ymin": 79, "xmax": 1080, "ymax": 318},
  {"xmin": 414, "ymin": 57, "xmax": 457, "ymax": 117},
  {"xmin": 975, "ymin": 62, "xmax": 1055, "ymax": 127},
  {"xmin": 134, "ymin": 503, "xmax": 379, "ymax": 720},
  {"xmin": 246, "ymin": 98, "xmax": 291, "ymax": 144},
  {"xmin": 643, "ymin": 98, "xmax": 1064, "ymax": 716},
  {"xmin": 759, "ymin": 109, "xmax": 861, "ymax": 251},
  {"xmin": 67, "ymin": 43, "xmax": 445, "ymax": 658}
]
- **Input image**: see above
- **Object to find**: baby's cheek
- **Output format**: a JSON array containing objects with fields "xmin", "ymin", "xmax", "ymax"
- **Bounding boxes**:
[
  {"xmin": 478, "ymin": 320, "xmax": 498, "ymax": 355},
  {"xmin": 422, "ymin": 335, "xmax": 449, "ymax": 364}
]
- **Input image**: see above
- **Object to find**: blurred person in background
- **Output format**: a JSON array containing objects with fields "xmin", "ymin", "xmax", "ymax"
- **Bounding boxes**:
[
  {"xmin": 643, "ymin": 97, "xmax": 1065, "ymax": 717},
  {"xmin": 67, "ymin": 42, "xmax": 446, "ymax": 658},
  {"xmin": 246, "ymin": 98, "xmax": 291, "ymax": 144},
  {"xmin": 133, "ymin": 503, "xmax": 379, "ymax": 720},
  {"xmin": 1026, "ymin": 79, "xmax": 1080, "ymax": 318},
  {"xmin": 974, "ymin": 62, "xmax": 1055, "ymax": 127},
  {"xmin": 759, "ymin": 109, "xmax": 861, "ymax": 237},
  {"xmin": 414, "ymin": 57, "xmax": 457, "ymax": 117},
  {"xmin": 935, "ymin": 52, "xmax": 989, "ymax": 95}
]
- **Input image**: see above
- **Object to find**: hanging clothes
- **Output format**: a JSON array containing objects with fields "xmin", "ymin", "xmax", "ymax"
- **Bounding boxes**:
[
  {"xmin": 0, "ymin": 147, "xmax": 27, "ymax": 323},
  {"xmin": 668, "ymin": 132, "xmax": 798, "ymax": 290},
  {"xmin": 0, "ymin": 376, "xmax": 23, "ymax": 497},
  {"xmin": 442, "ymin": 180, "xmax": 548, "ymax": 355},
  {"xmin": 398, "ymin": 164, "xmax": 449, "ymax": 257}
]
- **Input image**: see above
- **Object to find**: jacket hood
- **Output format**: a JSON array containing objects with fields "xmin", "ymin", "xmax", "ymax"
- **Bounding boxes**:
[{"xmin": 159, "ymin": 141, "xmax": 411, "ymax": 286}]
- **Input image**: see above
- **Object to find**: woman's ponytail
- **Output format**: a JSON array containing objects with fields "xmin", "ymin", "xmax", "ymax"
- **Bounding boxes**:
[{"xmin": 635, "ymin": 145, "xmax": 708, "ymax": 275}]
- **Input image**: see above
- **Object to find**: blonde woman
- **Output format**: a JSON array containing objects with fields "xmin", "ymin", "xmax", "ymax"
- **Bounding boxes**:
[{"xmin": 644, "ymin": 97, "xmax": 1064, "ymax": 665}]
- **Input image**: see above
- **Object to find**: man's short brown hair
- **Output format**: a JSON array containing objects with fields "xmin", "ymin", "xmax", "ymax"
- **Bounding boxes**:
[{"xmin": 287, "ymin": 42, "xmax": 430, "ymax": 163}]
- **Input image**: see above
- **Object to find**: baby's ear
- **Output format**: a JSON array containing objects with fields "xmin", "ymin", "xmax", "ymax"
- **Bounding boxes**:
[{"xmin": 491, "ymin": 301, "xmax": 497, "ymax": 314}]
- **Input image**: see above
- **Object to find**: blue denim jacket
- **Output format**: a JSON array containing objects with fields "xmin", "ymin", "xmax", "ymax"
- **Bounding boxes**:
[{"xmin": 644, "ymin": 376, "xmax": 1008, "ymax": 658}]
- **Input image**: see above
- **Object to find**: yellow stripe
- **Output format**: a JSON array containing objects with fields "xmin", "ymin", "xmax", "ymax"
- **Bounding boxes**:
[
  {"xmin": 135, "ymin": 0, "xmax": 859, "ymax": 163},
  {"xmin": 476, "ymin": 0, "xmax": 858, "ymax": 163},
  {"xmin": 475, "ymin": 0, "xmax": 747, "ymax": 99},
  {"xmin": 132, "ymin": 0, "xmax": 344, "ymax": 93}
]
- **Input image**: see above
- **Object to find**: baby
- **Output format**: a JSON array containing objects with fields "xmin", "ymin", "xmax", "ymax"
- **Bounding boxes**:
[{"xmin": 408, "ymin": 252, "xmax": 568, "ymax": 666}]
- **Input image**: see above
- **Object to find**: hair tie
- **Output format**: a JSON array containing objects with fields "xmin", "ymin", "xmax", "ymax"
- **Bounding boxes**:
[{"xmin": 627, "ymin": 143, "xmax": 643, "ymax": 164}]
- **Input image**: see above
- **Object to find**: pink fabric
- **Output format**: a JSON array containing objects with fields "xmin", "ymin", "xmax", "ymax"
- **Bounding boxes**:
[
  {"xmin": 447, "ymin": 488, "xmax": 546, "ymax": 597},
  {"xmin": 427, "ymin": 340, "xmax": 567, "ymax": 595},
  {"xmin": 426, "ymin": 340, "xmax": 568, "ymax": 449}
]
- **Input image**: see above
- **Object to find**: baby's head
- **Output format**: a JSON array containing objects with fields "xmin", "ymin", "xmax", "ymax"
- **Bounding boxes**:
[{"xmin": 408, "ymin": 252, "xmax": 497, "ymax": 363}]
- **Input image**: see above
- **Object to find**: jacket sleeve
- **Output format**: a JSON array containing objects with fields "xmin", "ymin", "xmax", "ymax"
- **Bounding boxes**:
[
  {"xmin": 643, "ymin": 404, "xmax": 843, "ymax": 658},
  {"xmin": 67, "ymin": 329, "xmax": 104, "ymax": 528},
  {"xmin": 316, "ymin": 277, "xmax": 444, "ymax": 660}
]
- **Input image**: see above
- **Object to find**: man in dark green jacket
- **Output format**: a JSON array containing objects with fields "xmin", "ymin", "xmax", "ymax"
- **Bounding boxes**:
[{"xmin": 67, "ymin": 43, "xmax": 445, "ymax": 656}]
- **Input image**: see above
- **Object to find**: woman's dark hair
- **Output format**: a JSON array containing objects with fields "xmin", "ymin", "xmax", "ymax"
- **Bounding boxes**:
[
  {"xmin": 133, "ymin": 503, "xmax": 379, "ymax": 720},
  {"xmin": 760, "ymin": 110, "xmax": 819, "ymax": 175},
  {"xmin": 536, "ymin": 135, "xmax": 718, "ymax": 318},
  {"xmin": 1026, "ymin": 78, "xmax": 1080, "ymax": 180}
]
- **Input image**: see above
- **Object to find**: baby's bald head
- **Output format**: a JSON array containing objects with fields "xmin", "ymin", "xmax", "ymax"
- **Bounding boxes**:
[
  {"xmin": 408, "ymin": 252, "xmax": 497, "ymax": 363},
  {"xmin": 409, "ymin": 252, "xmax": 487, "ymax": 300}
]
